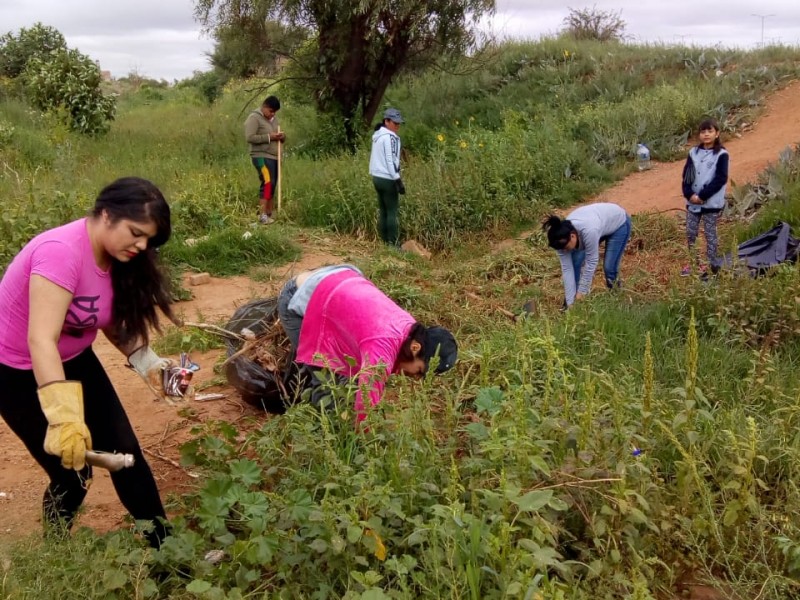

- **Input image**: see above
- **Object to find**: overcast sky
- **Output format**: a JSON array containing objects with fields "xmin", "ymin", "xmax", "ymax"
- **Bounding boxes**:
[{"xmin": 1, "ymin": 1, "xmax": 798, "ymax": 81}]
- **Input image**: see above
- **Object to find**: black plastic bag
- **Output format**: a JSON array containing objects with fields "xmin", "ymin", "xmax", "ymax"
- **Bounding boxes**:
[
  {"xmin": 223, "ymin": 297, "xmax": 298, "ymax": 414},
  {"xmin": 721, "ymin": 221, "xmax": 799, "ymax": 277}
]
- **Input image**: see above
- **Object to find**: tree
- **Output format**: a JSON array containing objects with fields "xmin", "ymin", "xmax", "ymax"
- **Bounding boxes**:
[
  {"xmin": 0, "ymin": 22, "xmax": 66, "ymax": 78},
  {"xmin": 562, "ymin": 6, "xmax": 626, "ymax": 42},
  {"xmin": 210, "ymin": 18, "xmax": 309, "ymax": 79},
  {"xmin": 194, "ymin": 0, "xmax": 495, "ymax": 145},
  {"xmin": 25, "ymin": 48, "xmax": 116, "ymax": 135}
]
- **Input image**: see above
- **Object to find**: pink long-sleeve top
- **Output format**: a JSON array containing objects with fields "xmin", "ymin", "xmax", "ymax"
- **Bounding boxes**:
[{"xmin": 295, "ymin": 269, "xmax": 416, "ymax": 421}]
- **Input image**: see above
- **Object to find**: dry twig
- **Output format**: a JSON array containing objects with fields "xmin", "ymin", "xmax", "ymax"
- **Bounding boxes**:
[{"xmin": 142, "ymin": 448, "xmax": 199, "ymax": 478}]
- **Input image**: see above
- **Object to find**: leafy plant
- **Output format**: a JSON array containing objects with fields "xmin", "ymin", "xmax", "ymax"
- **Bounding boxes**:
[
  {"xmin": 0, "ymin": 22, "xmax": 66, "ymax": 78},
  {"xmin": 24, "ymin": 47, "xmax": 116, "ymax": 134}
]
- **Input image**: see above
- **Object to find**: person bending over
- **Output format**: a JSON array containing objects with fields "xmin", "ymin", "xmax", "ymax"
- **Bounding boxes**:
[
  {"xmin": 542, "ymin": 202, "xmax": 631, "ymax": 309},
  {"xmin": 277, "ymin": 264, "xmax": 457, "ymax": 422}
]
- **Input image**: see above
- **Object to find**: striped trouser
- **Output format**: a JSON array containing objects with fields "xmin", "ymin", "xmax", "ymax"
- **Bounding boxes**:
[
  {"xmin": 686, "ymin": 210, "xmax": 720, "ymax": 268},
  {"xmin": 252, "ymin": 157, "xmax": 278, "ymax": 214}
]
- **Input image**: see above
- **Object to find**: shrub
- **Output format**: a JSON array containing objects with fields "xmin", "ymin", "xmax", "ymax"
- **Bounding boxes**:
[
  {"xmin": 0, "ymin": 22, "xmax": 66, "ymax": 78},
  {"xmin": 24, "ymin": 48, "xmax": 116, "ymax": 135}
]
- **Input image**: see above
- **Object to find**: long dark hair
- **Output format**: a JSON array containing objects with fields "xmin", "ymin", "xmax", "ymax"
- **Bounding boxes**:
[
  {"xmin": 698, "ymin": 118, "xmax": 724, "ymax": 154},
  {"xmin": 91, "ymin": 177, "xmax": 175, "ymax": 347},
  {"xmin": 542, "ymin": 215, "xmax": 577, "ymax": 250}
]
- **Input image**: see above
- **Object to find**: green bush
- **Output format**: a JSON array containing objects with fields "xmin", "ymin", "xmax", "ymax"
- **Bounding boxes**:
[
  {"xmin": 24, "ymin": 47, "xmax": 116, "ymax": 135},
  {"xmin": 0, "ymin": 22, "xmax": 66, "ymax": 78}
]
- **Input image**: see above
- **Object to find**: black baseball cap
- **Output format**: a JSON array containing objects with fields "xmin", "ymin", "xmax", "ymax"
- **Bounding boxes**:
[{"xmin": 423, "ymin": 326, "xmax": 458, "ymax": 374}]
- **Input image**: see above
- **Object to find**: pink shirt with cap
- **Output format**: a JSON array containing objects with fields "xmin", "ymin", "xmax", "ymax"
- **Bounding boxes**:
[
  {"xmin": 0, "ymin": 218, "xmax": 113, "ymax": 369},
  {"xmin": 295, "ymin": 269, "xmax": 416, "ymax": 421}
]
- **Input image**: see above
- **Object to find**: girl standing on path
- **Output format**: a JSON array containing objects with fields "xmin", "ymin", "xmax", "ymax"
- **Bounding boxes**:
[
  {"xmin": 0, "ymin": 177, "xmax": 185, "ymax": 547},
  {"xmin": 681, "ymin": 118, "xmax": 729, "ymax": 276},
  {"xmin": 542, "ymin": 202, "xmax": 632, "ymax": 309},
  {"xmin": 369, "ymin": 108, "xmax": 405, "ymax": 246}
]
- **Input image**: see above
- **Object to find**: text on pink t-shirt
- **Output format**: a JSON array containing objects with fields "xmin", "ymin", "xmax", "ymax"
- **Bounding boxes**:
[{"xmin": 0, "ymin": 218, "xmax": 113, "ymax": 369}]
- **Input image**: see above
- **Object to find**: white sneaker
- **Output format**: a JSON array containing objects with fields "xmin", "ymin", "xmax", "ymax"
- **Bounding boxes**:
[{"xmin": 259, "ymin": 214, "xmax": 274, "ymax": 225}]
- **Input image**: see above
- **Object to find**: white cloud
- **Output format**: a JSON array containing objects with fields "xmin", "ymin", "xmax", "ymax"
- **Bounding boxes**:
[
  {"xmin": 0, "ymin": 0, "xmax": 213, "ymax": 80},
  {"xmin": 2, "ymin": 0, "xmax": 799, "ymax": 81},
  {"xmin": 486, "ymin": 0, "xmax": 800, "ymax": 49}
]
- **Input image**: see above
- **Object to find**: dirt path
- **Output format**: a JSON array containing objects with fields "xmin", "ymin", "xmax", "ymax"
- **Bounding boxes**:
[
  {"xmin": 591, "ymin": 79, "xmax": 800, "ymax": 214},
  {"xmin": 2, "ymin": 81, "xmax": 800, "ymax": 592}
]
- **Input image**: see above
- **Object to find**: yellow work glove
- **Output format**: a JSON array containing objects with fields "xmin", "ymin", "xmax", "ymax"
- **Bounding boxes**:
[
  {"xmin": 38, "ymin": 380, "xmax": 92, "ymax": 471},
  {"xmin": 127, "ymin": 346, "xmax": 194, "ymax": 404}
]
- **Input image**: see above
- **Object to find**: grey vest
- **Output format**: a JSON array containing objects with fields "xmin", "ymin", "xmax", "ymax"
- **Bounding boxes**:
[{"xmin": 687, "ymin": 147, "xmax": 728, "ymax": 211}]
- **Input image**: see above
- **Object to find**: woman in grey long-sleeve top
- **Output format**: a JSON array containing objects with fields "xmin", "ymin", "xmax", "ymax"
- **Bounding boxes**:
[{"xmin": 542, "ymin": 202, "xmax": 632, "ymax": 308}]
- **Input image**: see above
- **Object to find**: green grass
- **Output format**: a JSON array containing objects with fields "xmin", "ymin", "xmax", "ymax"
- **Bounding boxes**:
[{"xmin": 161, "ymin": 225, "xmax": 301, "ymax": 277}]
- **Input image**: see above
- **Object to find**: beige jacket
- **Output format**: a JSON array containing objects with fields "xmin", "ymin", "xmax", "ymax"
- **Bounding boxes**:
[{"xmin": 244, "ymin": 110, "xmax": 281, "ymax": 159}]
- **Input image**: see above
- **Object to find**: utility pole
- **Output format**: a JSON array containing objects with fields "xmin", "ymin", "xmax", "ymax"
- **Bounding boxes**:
[{"xmin": 751, "ymin": 13, "xmax": 776, "ymax": 48}]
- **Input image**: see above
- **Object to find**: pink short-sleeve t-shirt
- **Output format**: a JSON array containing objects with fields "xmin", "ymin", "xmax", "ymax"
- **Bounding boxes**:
[{"xmin": 0, "ymin": 218, "xmax": 114, "ymax": 369}]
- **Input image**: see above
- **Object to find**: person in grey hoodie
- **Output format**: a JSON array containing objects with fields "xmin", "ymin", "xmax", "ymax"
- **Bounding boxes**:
[
  {"xmin": 369, "ymin": 108, "xmax": 405, "ymax": 246},
  {"xmin": 542, "ymin": 202, "xmax": 632, "ymax": 308},
  {"xmin": 244, "ymin": 96, "xmax": 285, "ymax": 225},
  {"xmin": 680, "ymin": 118, "xmax": 729, "ymax": 276}
]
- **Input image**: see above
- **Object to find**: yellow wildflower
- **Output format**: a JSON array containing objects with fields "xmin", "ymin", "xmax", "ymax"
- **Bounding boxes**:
[
  {"xmin": 459, "ymin": 140, "xmax": 468, "ymax": 149},
  {"xmin": 454, "ymin": 119, "xmax": 459, "ymax": 125},
  {"xmin": 437, "ymin": 133, "xmax": 445, "ymax": 142},
  {"xmin": 563, "ymin": 49, "xmax": 571, "ymax": 58}
]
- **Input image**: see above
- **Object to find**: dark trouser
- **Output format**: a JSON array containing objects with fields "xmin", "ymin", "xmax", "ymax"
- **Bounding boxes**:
[
  {"xmin": 277, "ymin": 279, "xmax": 345, "ymax": 410},
  {"xmin": 277, "ymin": 277, "xmax": 302, "ymax": 351},
  {"xmin": 372, "ymin": 176, "xmax": 399, "ymax": 246},
  {"xmin": 252, "ymin": 156, "xmax": 278, "ymax": 216},
  {"xmin": 686, "ymin": 210, "xmax": 720, "ymax": 269},
  {"xmin": 0, "ymin": 349, "xmax": 168, "ymax": 547}
]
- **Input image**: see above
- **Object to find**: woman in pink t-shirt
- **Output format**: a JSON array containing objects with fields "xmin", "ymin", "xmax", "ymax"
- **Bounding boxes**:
[
  {"xmin": 276, "ymin": 265, "xmax": 458, "ymax": 422},
  {"xmin": 0, "ymin": 177, "xmax": 183, "ymax": 548}
]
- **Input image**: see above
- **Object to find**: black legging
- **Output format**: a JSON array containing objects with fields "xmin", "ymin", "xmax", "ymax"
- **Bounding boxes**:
[{"xmin": 0, "ymin": 348, "xmax": 168, "ymax": 546}]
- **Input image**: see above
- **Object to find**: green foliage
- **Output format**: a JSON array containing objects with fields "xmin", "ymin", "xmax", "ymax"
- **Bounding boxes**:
[
  {"xmin": 24, "ymin": 47, "xmax": 116, "ymax": 134},
  {"xmin": 163, "ymin": 226, "xmax": 301, "ymax": 276},
  {"xmin": 285, "ymin": 110, "xmax": 603, "ymax": 250},
  {"xmin": 1, "ymin": 527, "xmax": 163, "ymax": 599},
  {"xmin": 0, "ymin": 186, "xmax": 89, "ymax": 270},
  {"xmin": 727, "ymin": 145, "xmax": 800, "ymax": 222},
  {"xmin": 177, "ymin": 70, "xmax": 226, "ymax": 104},
  {"xmin": 154, "ymin": 322, "xmax": 227, "ymax": 355},
  {"xmin": 0, "ymin": 22, "xmax": 66, "ymax": 78},
  {"xmin": 0, "ymin": 23, "xmax": 116, "ymax": 135},
  {"xmin": 210, "ymin": 18, "xmax": 309, "ymax": 80}
]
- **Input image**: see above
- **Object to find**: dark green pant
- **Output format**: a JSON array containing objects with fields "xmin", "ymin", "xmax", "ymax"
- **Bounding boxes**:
[{"xmin": 373, "ymin": 176, "xmax": 399, "ymax": 246}]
